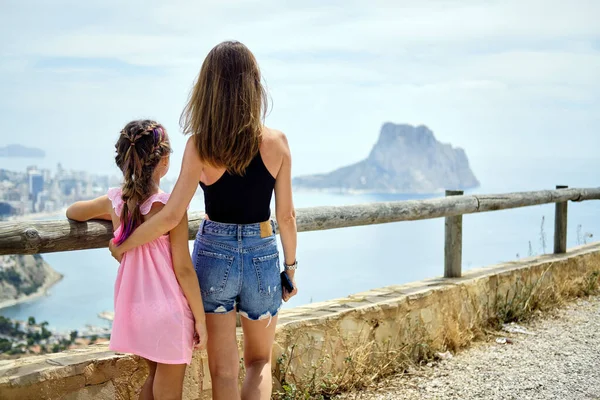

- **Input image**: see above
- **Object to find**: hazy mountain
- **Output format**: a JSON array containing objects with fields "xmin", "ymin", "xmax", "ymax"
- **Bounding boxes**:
[
  {"xmin": 0, "ymin": 145, "xmax": 45, "ymax": 158},
  {"xmin": 293, "ymin": 123, "xmax": 479, "ymax": 194}
]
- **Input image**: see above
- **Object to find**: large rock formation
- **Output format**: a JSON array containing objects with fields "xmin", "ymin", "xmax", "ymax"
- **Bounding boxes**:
[
  {"xmin": 0, "ymin": 255, "xmax": 62, "ymax": 308},
  {"xmin": 293, "ymin": 123, "xmax": 479, "ymax": 194}
]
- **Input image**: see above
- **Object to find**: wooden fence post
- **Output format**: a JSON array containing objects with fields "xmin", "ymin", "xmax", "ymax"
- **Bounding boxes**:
[
  {"xmin": 554, "ymin": 185, "xmax": 568, "ymax": 254},
  {"xmin": 445, "ymin": 190, "xmax": 464, "ymax": 278}
]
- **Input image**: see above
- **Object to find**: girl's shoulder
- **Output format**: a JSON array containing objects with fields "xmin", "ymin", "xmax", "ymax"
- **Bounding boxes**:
[
  {"xmin": 139, "ymin": 192, "xmax": 171, "ymax": 215},
  {"xmin": 107, "ymin": 187, "xmax": 124, "ymax": 215},
  {"xmin": 107, "ymin": 187, "xmax": 122, "ymax": 199},
  {"xmin": 106, "ymin": 188, "xmax": 174, "ymax": 216}
]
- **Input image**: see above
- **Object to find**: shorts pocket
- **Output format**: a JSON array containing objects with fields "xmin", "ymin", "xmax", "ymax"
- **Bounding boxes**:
[
  {"xmin": 252, "ymin": 252, "xmax": 281, "ymax": 298},
  {"xmin": 194, "ymin": 250, "xmax": 234, "ymax": 296}
]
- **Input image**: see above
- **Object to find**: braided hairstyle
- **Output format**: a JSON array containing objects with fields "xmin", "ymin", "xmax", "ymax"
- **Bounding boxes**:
[{"xmin": 113, "ymin": 120, "xmax": 172, "ymax": 245}]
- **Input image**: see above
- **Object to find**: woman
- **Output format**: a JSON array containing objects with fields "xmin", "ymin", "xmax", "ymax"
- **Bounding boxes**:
[{"xmin": 109, "ymin": 40, "xmax": 298, "ymax": 400}]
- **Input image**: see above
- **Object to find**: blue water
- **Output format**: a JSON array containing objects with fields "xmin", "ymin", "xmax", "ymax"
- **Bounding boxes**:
[{"xmin": 1, "ymin": 157, "xmax": 599, "ymax": 331}]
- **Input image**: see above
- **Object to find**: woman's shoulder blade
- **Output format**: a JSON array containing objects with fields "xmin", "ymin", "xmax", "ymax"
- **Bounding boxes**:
[{"xmin": 260, "ymin": 128, "xmax": 287, "ymax": 176}]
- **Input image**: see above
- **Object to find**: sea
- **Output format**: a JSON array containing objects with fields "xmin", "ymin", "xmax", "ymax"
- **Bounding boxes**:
[{"xmin": 1, "ymin": 156, "xmax": 599, "ymax": 332}]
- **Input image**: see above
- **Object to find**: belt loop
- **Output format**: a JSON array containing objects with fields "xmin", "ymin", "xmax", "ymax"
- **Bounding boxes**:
[{"xmin": 237, "ymin": 224, "xmax": 242, "ymax": 241}]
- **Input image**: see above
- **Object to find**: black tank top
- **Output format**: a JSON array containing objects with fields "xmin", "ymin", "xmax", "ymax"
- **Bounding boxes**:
[{"xmin": 200, "ymin": 152, "xmax": 276, "ymax": 224}]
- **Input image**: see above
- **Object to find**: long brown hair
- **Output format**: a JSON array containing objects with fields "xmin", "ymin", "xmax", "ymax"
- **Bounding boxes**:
[
  {"xmin": 114, "ymin": 119, "xmax": 171, "ymax": 245},
  {"xmin": 180, "ymin": 41, "xmax": 268, "ymax": 175}
]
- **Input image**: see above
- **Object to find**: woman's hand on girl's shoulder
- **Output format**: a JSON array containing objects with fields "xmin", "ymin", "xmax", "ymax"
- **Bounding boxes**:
[{"xmin": 108, "ymin": 239, "xmax": 123, "ymax": 263}]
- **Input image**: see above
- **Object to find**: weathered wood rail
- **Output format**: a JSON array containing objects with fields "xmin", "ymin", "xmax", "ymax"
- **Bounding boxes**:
[{"xmin": 1, "ymin": 187, "xmax": 599, "ymax": 277}]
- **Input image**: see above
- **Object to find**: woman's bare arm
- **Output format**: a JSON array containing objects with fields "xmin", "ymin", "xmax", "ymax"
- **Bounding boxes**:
[
  {"xmin": 274, "ymin": 131, "xmax": 298, "ymax": 301},
  {"xmin": 170, "ymin": 211, "xmax": 207, "ymax": 348},
  {"xmin": 110, "ymin": 137, "xmax": 204, "ymax": 257}
]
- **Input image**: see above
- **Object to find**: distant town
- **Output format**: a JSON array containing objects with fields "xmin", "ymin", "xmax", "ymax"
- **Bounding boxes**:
[
  {"xmin": 0, "ymin": 315, "xmax": 109, "ymax": 359},
  {"xmin": 0, "ymin": 164, "xmax": 176, "ymax": 219},
  {"xmin": 0, "ymin": 164, "xmax": 114, "ymax": 218}
]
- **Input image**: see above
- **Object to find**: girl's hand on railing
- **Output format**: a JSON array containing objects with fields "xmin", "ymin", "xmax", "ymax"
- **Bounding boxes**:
[
  {"xmin": 108, "ymin": 239, "xmax": 123, "ymax": 263},
  {"xmin": 283, "ymin": 271, "xmax": 298, "ymax": 302}
]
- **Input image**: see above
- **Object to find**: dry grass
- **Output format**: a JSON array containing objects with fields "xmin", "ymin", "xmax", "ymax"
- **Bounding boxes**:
[
  {"xmin": 273, "ymin": 320, "xmax": 436, "ymax": 400},
  {"xmin": 272, "ymin": 265, "xmax": 600, "ymax": 400},
  {"xmin": 488, "ymin": 265, "xmax": 600, "ymax": 329}
]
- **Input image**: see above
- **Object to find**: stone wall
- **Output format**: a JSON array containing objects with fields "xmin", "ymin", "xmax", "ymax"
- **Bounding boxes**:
[{"xmin": 1, "ymin": 243, "xmax": 599, "ymax": 399}]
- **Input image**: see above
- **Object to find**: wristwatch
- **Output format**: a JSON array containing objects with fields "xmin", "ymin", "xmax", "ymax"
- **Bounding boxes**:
[{"xmin": 284, "ymin": 260, "xmax": 298, "ymax": 271}]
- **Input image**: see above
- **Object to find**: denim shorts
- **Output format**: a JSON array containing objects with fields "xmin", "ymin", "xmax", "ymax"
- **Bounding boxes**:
[{"xmin": 191, "ymin": 219, "xmax": 283, "ymax": 321}]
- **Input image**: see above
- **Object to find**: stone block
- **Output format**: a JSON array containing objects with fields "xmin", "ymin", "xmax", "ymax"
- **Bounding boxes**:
[{"xmin": 1, "ymin": 243, "xmax": 599, "ymax": 399}]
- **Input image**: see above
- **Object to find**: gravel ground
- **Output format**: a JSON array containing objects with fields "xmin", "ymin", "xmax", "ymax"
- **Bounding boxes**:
[{"xmin": 337, "ymin": 296, "xmax": 600, "ymax": 400}]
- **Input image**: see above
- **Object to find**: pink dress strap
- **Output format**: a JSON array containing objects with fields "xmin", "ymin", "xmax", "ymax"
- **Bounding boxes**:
[
  {"xmin": 107, "ymin": 189, "xmax": 181, "ymax": 217},
  {"xmin": 140, "ymin": 192, "xmax": 171, "ymax": 215},
  {"xmin": 107, "ymin": 187, "xmax": 124, "ymax": 216}
]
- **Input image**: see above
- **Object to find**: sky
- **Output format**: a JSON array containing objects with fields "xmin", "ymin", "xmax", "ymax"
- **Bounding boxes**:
[{"xmin": 0, "ymin": 0, "xmax": 599, "ymax": 182}]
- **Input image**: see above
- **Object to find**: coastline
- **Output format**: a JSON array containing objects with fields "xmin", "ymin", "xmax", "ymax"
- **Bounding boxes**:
[
  {"xmin": 6, "ymin": 208, "xmax": 67, "ymax": 222},
  {"xmin": 0, "ymin": 261, "xmax": 63, "ymax": 311},
  {"xmin": 292, "ymin": 187, "xmax": 448, "ymax": 196},
  {"xmin": 292, "ymin": 184, "xmax": 481, "ymax": 196}
]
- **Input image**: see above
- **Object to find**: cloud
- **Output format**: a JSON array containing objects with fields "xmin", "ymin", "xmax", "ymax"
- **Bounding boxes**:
[{"xmin": 0, "ymin": 0, "xmax": 598, "ymax": 179}]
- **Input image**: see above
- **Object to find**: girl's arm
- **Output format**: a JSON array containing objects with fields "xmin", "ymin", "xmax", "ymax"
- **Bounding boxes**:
[
  {"xmin": 170, "ymin": 211, "xmax": 207, "ymax": 349},
  {"xmin": 274, "ymin": 132, "xmax": 298, "ymax": 302},
  {"xmin": 66, "ymin": 196, "xmax": 112, "ymax": 221},
  {"xmin": 110, "ymin": 137, "xmax": 204, "ymax": 258}
]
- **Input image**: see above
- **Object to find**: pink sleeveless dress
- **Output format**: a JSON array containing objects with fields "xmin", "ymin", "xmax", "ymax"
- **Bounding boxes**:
[{"xmin": 107, "ymin": 188, "xmax": 194, "ymax": 365}]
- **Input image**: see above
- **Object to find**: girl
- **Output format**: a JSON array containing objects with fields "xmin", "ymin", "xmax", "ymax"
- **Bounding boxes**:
[
  {"xmin": 109, "ymin": 41, "xmax": 298, "ymax": 400},
  {"xmin": 67, "ymin": 120, "xmax": 207, "ymax": 400}
]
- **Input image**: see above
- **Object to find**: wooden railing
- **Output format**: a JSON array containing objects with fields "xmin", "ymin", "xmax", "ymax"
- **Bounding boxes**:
[{"xmin": 0, "ymin": 186, "xmax": 599, "ymax": 277}]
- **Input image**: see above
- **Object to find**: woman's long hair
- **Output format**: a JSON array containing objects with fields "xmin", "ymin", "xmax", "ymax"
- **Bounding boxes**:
[
  {"xmin": 113, "ymin": 119, "xmax": 171, "ymax": 245},
  {"xmin": 180, "ymin": 40, "xmax": 268, "ymax": 175}
]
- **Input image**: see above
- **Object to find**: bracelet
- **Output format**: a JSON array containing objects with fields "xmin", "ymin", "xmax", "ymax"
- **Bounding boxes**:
[{"xmin": 284, "ymin": 260, "xmax": 298, "ymax": 271}]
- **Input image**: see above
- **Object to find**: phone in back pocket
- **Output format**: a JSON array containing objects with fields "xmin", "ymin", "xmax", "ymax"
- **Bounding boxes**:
[{"xmin": 280, "ymin": 271, "xmax": 294, "ymax": 292}]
